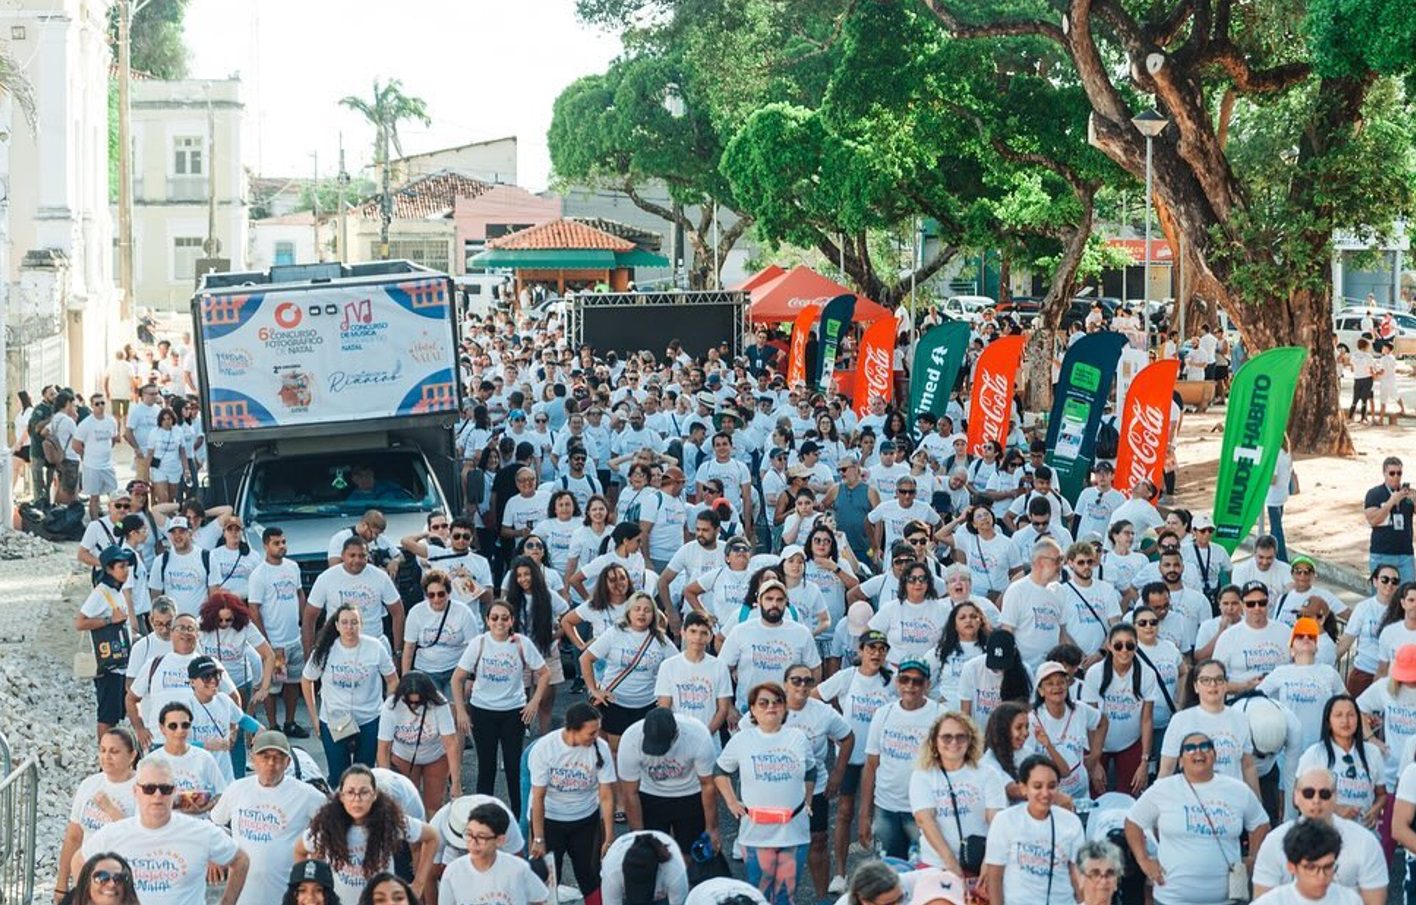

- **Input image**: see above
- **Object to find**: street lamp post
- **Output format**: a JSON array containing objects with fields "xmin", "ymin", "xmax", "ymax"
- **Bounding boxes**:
[{"xmin": 1132, "ymin": 108, "xmax": 1168, "ymax": 352}]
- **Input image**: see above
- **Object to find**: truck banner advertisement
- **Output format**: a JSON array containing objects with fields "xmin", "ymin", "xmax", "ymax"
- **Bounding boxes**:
[{"xmin": 197, "ymin": 276, "xmax": 459, "ymax": 433}]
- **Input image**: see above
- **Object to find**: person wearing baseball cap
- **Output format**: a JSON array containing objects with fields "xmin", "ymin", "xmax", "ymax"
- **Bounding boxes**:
[
  {"xmin": 618, "ymin": 706, "xmax": 717, "ymax": 856},
  {"xmin": 644, "ymin": 465, "xmax": 691, "ymax": 574},
  {"xmin": 859, "ymin": 657, "xmax": 943, "ymax": 860},
  {"xmin": 214, "ymin": 729, "xmax": 328, "ymax": 905},
  {"xmin": 281, "ymin": 859, "xmax": 337, "ymax": 905},
  {"xmin": 718, "ymin": 579, "xmax": 820, "ymax": 709},
  {"xmin": 1212, "ymin": 580, "xmax": 1292, "ymax": 692},
  {"xmin": 76, "ymin": 544, "xmax": 138, "ymax": 740},
  {"xmin": 1272, "ymin": 555, "xmax": 1345, "ymax": 631},
  {"xmin": 1181, "ymin": 512, "xmax": 1232, "ymax": 603}
]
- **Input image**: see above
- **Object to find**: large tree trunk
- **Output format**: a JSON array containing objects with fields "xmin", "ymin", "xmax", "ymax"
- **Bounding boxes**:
[{"xmin": 1021, "ymin": 191, "xmax": 1096, "ymax": 415}]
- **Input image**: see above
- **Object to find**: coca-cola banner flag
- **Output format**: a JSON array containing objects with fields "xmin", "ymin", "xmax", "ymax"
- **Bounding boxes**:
[
  {"xmin": 1114, "ymin": 359, "xmax": 1181, "ymax": 497},
  {"xmin": 1044, "ymin": 331, "xmax": 1128, "ymax": 504},
  {"xmin": 1212, "ymin": 346, "xmax": 1307, "ymax": 554},
  {"xmin": 908, "ymin": 321, "xmax": 971, "ymax": 425},
  {"xmin": 813, "ymin": 294, "xmax": 857, "ymax": 391},
  {"xmin": 964, "ymin": 335, "xmax": 1026, "ymax": 455},
  {"xmin": 853, "ymin": 316, "xmax": 897, "ymax": 416},
  {"xmin": 787, "ymin": 305, "xmax": 818, "ymax": 387}
]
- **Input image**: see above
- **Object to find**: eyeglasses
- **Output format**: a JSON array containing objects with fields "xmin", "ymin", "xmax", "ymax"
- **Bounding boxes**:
[
  {"xmin": 405, "ymin": 697, "xmax": 423, "ymax": 707},
  {"xmin": 451, "ymin": 532, "xmax": 472, "ymax": 540},
  {"xmin": 907, "ymin": 537, "xmax": 928, "ymax": 546},
  {"xmin": 165, "ymin": 721, "xmax": 191, "ymax": 730},
  {"xmin": 1083, "ymin": 869, "xmax": 1118, "ymax": 880},
  {"xmin": 466, "ymin": 832, "xmax": 499, "ymax": 843},
  {"xmin": 218, "ymin": 617, "xmax": 234, "ymax": 626},
  {"xmin": 92, "ymin": 400, "xmax": 107, "ymax": 406},
  {"xmin": 426, "ymin": 590, "xmax": 449, "ymax": 600},
  {"xmin": 523, "ymin": 541, "xmax": 544, "ymax": 550},
  {"xmin": 753, "ymin": 698, "xmax": 784, "ymax": 708},
  {"xmin": 1299, "ymin": 787, "xmax": 1335, "ymax": 800},
  {"xmin": 1296, "ymin": 860, "xmax": 1338, "ymax": 877},
  {"xmin": 937, "ymin": 732, "xmax": 970, "ymax": 746},
  {"xmin": 1112, "ymin": 641, "xmax": 1136, "ymax": 652},
  {"xmin": 897, "ymin": 675, "xmax": 926, "ymax": 687},
  {"xmin": 787, "ymin": 675, "xmax": 816, "ymax": 686},
  {"xmin": 429, "ymin": 522, "xmax": 448, "ymax": 531},
  {"xmin": 1195, "ymin": 675, "xmax": 1226, "ymax": 686},
  {"xmin": 1135, "ymin": 618, "xmax": 1158, "ymax": 627},
  {"xmin": 1341, "ymin": 752, "xmax": 1359, "ymax": 779},
  {"xmin": 892, "ymin": 557, "xmax": 913, "ymax": 566},
  {"xmin": 137, "ymin": 783, "xmax": 175, "ymax": 795},
  {"xmin": 898, "ymin": 489, "xmax": 916, "ymax": 495},
  {"xmin": 340, "ymin": 788, "xmax": 376, "ymax": 800},
  {"xmin": 149, "ymin": 619, "xmax": 172, "ymax": 630},
  {"xmin": 91, "ymin": 869, "xmax": 128, "ymax": 885},
  {"xmin": 1388, "ymin": 470, "xmax": 1404, "ymax": 477},
  {"xmin": 172, "ymin": 624, "xmax": 196, "ymax": 633},
  {"xmin": 905, "ymin": 575, "xmax": 930, "ymax": 585},
  {"xmin": 112, "ymin": 502, "xmax": 130, "ymax": 510},
  {"xmin": 1179, "ymin": 740, "xmax": 1216, "ymax": 754},
  {"xmin": 1243, "ymin": 598, "xmax": 1267, "ymax": 608}
]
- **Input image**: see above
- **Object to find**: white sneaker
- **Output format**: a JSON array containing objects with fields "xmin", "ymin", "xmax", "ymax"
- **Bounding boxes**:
[{"xmin": 828, "ymin": 875, "xmax": 847, "ymax": 895}]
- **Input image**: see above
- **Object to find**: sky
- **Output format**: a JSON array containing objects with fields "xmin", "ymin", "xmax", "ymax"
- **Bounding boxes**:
[{"xmin": 182, "ymin": 0, "xmax": 624, "ymax": 191}]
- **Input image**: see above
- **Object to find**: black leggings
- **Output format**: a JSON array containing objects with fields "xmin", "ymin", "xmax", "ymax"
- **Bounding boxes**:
[
  {"xmin": 1351, "ymin": 376, "xmax": 1374, "ymax": 419},
  {"xmin": 470, "ymin": 704, "xmax": 525, "ymax": 816},
  {"xmin": 545, "ymin": 812, "xmax": 603, "ymax": 894}
]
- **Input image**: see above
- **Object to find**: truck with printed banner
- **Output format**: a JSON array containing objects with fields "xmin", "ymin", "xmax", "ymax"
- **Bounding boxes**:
[{"xmin": 191, "ymin": 261, "xmax": 463, "ymax": 588}]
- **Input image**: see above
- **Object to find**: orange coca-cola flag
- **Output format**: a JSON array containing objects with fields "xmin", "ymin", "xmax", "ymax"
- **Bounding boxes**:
[
  {"xmin": 1114, "ymin": 358, "xmax": 1180, "ymax": 497},
  {"xmin": 853, "ymin": 317, "xmax": 896, "ymax": 415},
  {"xmin": 787, "ymin": 305, "xmax": 817, "ymax": 387},
  {"xmin": 964, "ymin": 335, "xmax": 1026, "ymax": 455}
]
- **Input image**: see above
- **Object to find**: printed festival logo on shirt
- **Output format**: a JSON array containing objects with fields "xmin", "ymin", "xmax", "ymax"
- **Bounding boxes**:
[
  {"xmin": 1014, "ymin": 839, "xmax": 1061, "ymax": 879},
  {"xmin": 478, "ymin": 650, "xmax": 521, "ymax": 686},
  {"xmin": 673, "ymin": 677, "xmax": 713, "ymax": 712},
  {"xmin": 934, "ymin": 778, "xmax": 983, "ymax": 819},
  {"xmin": 548, "ymin": 754, "xmax": 597, "ymax": 793},
  {"xmin": 748, "ymin": 640, "xmax": 794, "ymax": 672},
  {"xmin": 880, "ymin": 724, "xmax": 929, "ymax": 763},
  {"xmin": 234, "ymin": 803, "xmax": 292, "ymax": 843},
  {"xmin": 129, "ymin": 850, "xmax": 187, "ymax": 894},
  {"xmin": 78, "ymin": 796, "xmax": 119, "ymax": 832},
  {"xmin": 748, "ymin": 746, "xmax": 803, "ymax": 782},
  {"xmin": 643, "ymin": 756, "xmax": 692, "ymax": 783},
  {"xmin": 327, "ymin": 659, "xmax": 372, "ymax": 691},
  {"xmin": 1241, "ymin": 643, "xmax": 1287, "ymax": 674},
  {"xmin": 1182, "ymin": 799, "xmax": 1239, "ymax": 837},
  {"xmin": 337, "ymin": 586, "xmax": 378, "ymax": 613}
]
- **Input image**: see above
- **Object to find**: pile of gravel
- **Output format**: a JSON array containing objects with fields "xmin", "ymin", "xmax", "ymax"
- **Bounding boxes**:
[{"xmin": 0, "ymin": 529, "xmax": 57, "ymax": 560}]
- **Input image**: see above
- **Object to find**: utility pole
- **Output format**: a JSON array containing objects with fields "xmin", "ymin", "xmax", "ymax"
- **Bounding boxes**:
[
  {"xmin": 378, "ymin": 122, "xmax": 391, "ymax": 259},
  {"xmin": 337, "ymin": 134, "xmax": 349, "ymax": 263},
  {"xmin": 203, "ymin": 85, "xmax": 218, "ymax": 260},
  {"xmin": 116, "ymin": 0, "xmax": 145, "ymax": 324},
  {"xmin": 311, "ymin": 150, "xmax": 321, "ymax": 262}
]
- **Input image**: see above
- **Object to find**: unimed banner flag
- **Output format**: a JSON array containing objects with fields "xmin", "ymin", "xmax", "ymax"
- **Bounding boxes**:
[
  {"xmin": 965, "ymin": 335, "xmax": 1026, "ymax": 455},
  {"xmin": 908, "ymin": 321, "xmax": 970, "ymax": 424},
  {"xmin": 1212, "ymin": 346, "xmax": 1307, "ymax": 553},
  {"xmin": 854, "ymin": 316, "xmax": 896, "ymax": 415},
  {"xmin": 1045, "ymin": 331, "xmax": 1128, "ymax": 503},
  {"xmin": 1114, "ymin": 358, "xmax": 1181, "ymax": 497},
  {"xmin": 814, "ymin": 294, "xmax": 856, "ymax": 390},
  {"xmin": 787, "ymin": 305, "xmax": 816, "ymax": 386}
]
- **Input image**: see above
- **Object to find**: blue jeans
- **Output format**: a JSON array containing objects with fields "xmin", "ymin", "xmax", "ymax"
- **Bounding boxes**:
[
  {"xmin": 1266, "ymin": 505, "xmax": 1288, "ymax": 561},
  {"xmin": 871, "ymin": 808, "xmax": 919, "ymax": 860},
  {"xmin": 1371, "ymin": 552, "xmax": 1416, "ymax": 584},
  {"xmin": 319, "ymin": 717, "xmax": 379, "ymax": 783}
]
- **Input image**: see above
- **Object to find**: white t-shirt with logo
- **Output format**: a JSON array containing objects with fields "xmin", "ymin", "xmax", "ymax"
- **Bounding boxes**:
[
  {"xmin": 1251, "ymin": 814, "xmax": 1387, "ymax": 896},
  {"xmin": 68, "ymin": 772, "xmax": 137, "ymax": 838},
  {"xmin": 209, "ymin": 775, "xmax": 328, "ymax": 905},
  {"xmin": 528, "ymin": 730, "xmax": 617, "ymax": 822},
  {"xmin": 587, "ymin": 627, "xmax": 677, "ymax": 709},
  {"xmin": 783, "ymin": 697, "xmax": 853, "ymax": 774},
  {"xmin": 1295, "ymin": 741, "xmax": 1385, "ymax": 815},
  {"xmin": 130, "ymin": 649, "xmax": 237, "ymax": 729},
  {"xmin": 617, "ymin": 714, "xmax": 715, "ymax": 798},
  {"xmin": 718, "ymin": 620, "xmax": 822, "ymax": 709},
  {"xmin": 301, "ymin": 816, "xmax": 424, "ymax": 905},
  {"xmin": 459, "ymin": 633, "xmax": 545, "ymax": 711},
  {"xmin": 1029, "ymin": 702, "xmax": 1104, "ymax": 800},
  {"xmin": 74, "ymin": 413, "xmax": 120, "ymax": 469},
  {"xmin": 377, "ymin": 698, "xmax": 457, "ymax": 766},
  {"xmin": 1257, "ymin": 664, "xmax": 1345, "ymax": 751},
  {"xmin": 438, "ymin": 851, "xmax": 551, "ymax": 905},
  {"xmin": 816, "ymin": 667, "xmax": 898, "ymax": 768},
  {"xmin": 867, "ymin": 599, "xmax": 952, "ymax": 666},
  {"xmin": 247, "ymin": 559, "xmax": 303, "ymax": 648},
  {"xmin": 404, "ymin": 600, "xmax": 481, "ymax": 676},
  {"xmin": 1081, "ymin": 662, "xmax": 1158, "ymax": 753},
  {"xmin": 983, "ymin": 803, "xmax": 1085, "ymax": 905},
  {"xmin": 652, "ymin": 653, "xmax": 733, "ymax": 731},
  {"xmin": 716, "ymin": 724, "xmax": 815, "ymax": 848},
  {"xmin": 1357, "ymin": 680, "xmax": 1416, "ymax": 779},
  {"xmin": 1051, "ymin": 579, "xmax": 1122, "ymax": 656},
  {"xmin": 1000, "ymin": 580, "xmax": 1066, "ymax": 668},
  {"xmin": 963, "ymin": 532, "xmax": 1021, "ymax": 596},
  {"xmin": 307, "ymin": 565, "xmax": 402, "ymax": 630},
  {"xmin": 865, "ymin": 700, "xmax": 945, "ymax": 812},
  {"xmin": 1212, "ymin": 620, "xmax": 1293, "ymax": 684},
  {"xmin": 1158, "ymin": 706, "xmax": 1254, "ymax": 781},
  {"xmin": 299, "ymin": 635, "xmax": 396, "ymax": 724},
  {"xmin": 82, "ymin": 814, "xmax": 238, "ymax": 905},
  {"xmin": 909, "ymin": 764, "xmax": 1007, "ymax": 868},
  {"xmin": 147, "ymin": 548, "xmax": 209, "ymax": 615}
]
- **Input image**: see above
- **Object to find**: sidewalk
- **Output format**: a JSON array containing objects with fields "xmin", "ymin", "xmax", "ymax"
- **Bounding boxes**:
[{"xmin": 1170, "ymin": 406, "xmax": 1407, "ymax": 594}]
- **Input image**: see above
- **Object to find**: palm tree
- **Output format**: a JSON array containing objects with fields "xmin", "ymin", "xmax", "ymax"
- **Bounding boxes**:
[{"xmin": 339, "ymin": 78, "xmax": 431, "ymax": 258}]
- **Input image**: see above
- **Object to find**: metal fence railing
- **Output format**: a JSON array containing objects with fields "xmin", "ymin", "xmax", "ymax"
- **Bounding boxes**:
[{"xmin": 0, "ymin": 730, "xmax": 38, "ymax": 905}]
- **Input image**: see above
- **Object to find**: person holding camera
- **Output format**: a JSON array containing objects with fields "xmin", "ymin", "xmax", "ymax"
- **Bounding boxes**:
[{"xmin": 1365, "ymin": 456, "xmax": 1415, "ymax": 584}]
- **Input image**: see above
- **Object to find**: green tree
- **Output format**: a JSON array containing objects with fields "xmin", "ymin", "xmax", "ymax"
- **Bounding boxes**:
[
  {"xmin": 340, "ymin": 79, "xmax": 431, "ymax": 258},
  {"xmin": 108, "ymin": 0, "xmax": 190, "ymax": 80},
  {"xmin": 549, "ymin": 53, "xmax": 752, "ymax": 289}
]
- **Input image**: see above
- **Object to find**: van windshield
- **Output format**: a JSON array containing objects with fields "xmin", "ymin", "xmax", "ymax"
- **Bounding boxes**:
[{"xmin": 247, "ymin": 451, "xmax": 438, "ymax": 521}]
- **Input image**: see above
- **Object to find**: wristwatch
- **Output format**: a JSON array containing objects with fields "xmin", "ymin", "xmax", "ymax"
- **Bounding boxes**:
[{"xmin": 533, "ymin": 836, "xmax": 545, "ymax": 844}]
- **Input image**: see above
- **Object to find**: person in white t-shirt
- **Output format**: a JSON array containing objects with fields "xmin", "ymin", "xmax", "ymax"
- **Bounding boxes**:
[
  {"xmin": 438, "ymin": 801, "xmax": 550, "ymax": 905},
  {"xmin": 999, "ymin": 539, "xmax": 1069, "ymax": 669},
  {"xmin": 618, "ymin": 708, "xmax": 717, "ymax": 858},
  {"xmin": 860, "ymin": 660, "xmax": 945, "ymax": 860},
  {"xmin": 1126, "ymin": 731, "xmax": 1271, "ymax": 905},
  {"xmin": 246, "ymin": 527, "xmax": 308, "ymax": 737},
  {"xmin": 72, "ymin": 395, "xmax": 120, "ymax": 518},
  {"xmin": 600, "ymin": 830, "xmax": 689, "ymax": 905},
  {"xmin": 77, "ymin": 755, "xmax": 248, "ymax": 905},
  {"xmin": 376, "ymin": 671, "xmax": 461, "ymax": 816},
  {"xmin": 653, "ymin": 611, "xmax": 733, "ymax": 736},
  {"xmin": 303, "ymin": 536, "xmax": 406, "ymax": 655},
  {"xmin": 299, "ymin": 604, "xmax": 398, "ymax": 781},
  {"xmin": 983, "ymin": 754, "xmax": 1085, "ymax": 905},
  {"xmin": 867, "ymin": 477, "xmax": 942, "ymax": 557},
  {"xmin": 1250, "ymin": 818, "xmax": 1361, "ymax": 905},
  {"xmin": 911, "ymin": 711, "xmax": 1006, "ymax": 876},
  {"xmin": 1214, "ymin": 581, "xmax": 1297, "ymax": 691},
  {"xmin": 528, "ymin": 703, "xmax": 618, "ymax": 901},
  {"xmin": 54, "ymin": 727, "xmax": 139, "ymax": 900},
  {"xmin": 1231, "ymin": 536, "xmax": 1293, "ymax": 601},
  {"xmin": 1073, "ymin": 464, "xmax": 1125, "ymax": 543}
]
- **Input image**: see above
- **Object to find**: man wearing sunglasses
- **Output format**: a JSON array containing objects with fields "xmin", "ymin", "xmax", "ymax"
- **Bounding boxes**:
[
  {"xmin": 78, "ymin": 491, "xmax": 134, "ymax": 575},
  {"xmin": 867, "ymin": 477, "xmax": 941, "ymax": 565},
  {"xmin": 1214, "ymin": 582, "xmax": 1294, "ymax": 694},
  {"xmin": 1252, "ymin": 767, "xmax": 1386, "ymax": 905},
  {"xmin": 1365, "ymin": 455, "xmax": 1415, "ymax": 583},
  {"xmin": 72, "ymin": 393, "xmax": 120, "ymax": 520},
  {"xmin": 77, "ymin": 756, "xmax": 250, "ymax": 905}
]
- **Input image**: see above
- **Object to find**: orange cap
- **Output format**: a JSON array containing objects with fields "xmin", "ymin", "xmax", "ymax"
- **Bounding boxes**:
[{"xmin": 1290, "ymin": 617, "xmax": 1322, "ymax": 644}]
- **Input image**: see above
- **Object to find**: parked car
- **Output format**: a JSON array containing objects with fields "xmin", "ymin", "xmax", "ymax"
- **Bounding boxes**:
[
  {"xmin": 1333, "ymin": 308, "xmax": 1416, "ymax": 356},
  {"xmin": 995, "ymin": 297, "xmax": 1041, "ymax": 326},
  {"xmin": 940, "ymin": 294, "xmax": 995, "ymax": 323}
]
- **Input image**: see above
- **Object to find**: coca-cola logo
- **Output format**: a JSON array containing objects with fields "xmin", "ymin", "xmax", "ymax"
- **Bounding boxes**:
[
  {"xmin": 786, "ymin": 296, "xmax": 831, "ymax": 309},
  {"xmin": 974, "ymin": 370, "xmax": 1010, "ymax": 449},
  {"xmin": 862, "ymin": 345, "xmax": 892, "ymax": 402},
  {"xmin": 1122, "ymin": 399, "xmax": 1166, "ymax": 488}
]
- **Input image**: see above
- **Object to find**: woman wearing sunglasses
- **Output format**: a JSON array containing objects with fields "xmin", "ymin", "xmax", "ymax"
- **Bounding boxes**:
[
  {"xmin": 153, "ymin": 700, "xmax": 225, "ymax": 816},
  {"xmin": 401, "ymin": 570, "xmax": 480, "ymax": 697},
  {"xmin": 716, "ymin": 681, "xmax": 815, "ymax": 905},
  {"xmin": 67, "ymin": 852, "xmax": 141, "ymax": 905},
  {"xmin": 911, "ymin": 712, "xmax": 1003, "ymax": 881},
  {"xmin": 1132, "ymin": 604, "xmax": 1186, "ymax": 770},
  {"xmin": 1337, "ymin": 564, "xmax": 1403, "ymax": 697},
  {"xmin": 1082, "ymin": 624, "xmax": 1155, "ymax": 796},
  {"xmin": 503, "ymin": 548, "xmax": 569, "ymax": 734},
  {"xmin": 1296, "ymin": 695, "xmax": 1385, "ymax": 832},
  {"xmin": 782, "ymin": 662, "xmax": 854, "ymax": 900},
  {"xmin": 376, "ymin": 671, "xmax": 460, "ymax": 816},
  {"xmin": 1126, "ymin": 732, "xmax": 1270, "ymax": 905}
]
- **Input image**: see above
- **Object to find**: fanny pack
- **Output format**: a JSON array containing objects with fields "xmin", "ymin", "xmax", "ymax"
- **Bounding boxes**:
[{"xmin": 746, "ymin": 801, "xmax": 806, "ymax": 825}]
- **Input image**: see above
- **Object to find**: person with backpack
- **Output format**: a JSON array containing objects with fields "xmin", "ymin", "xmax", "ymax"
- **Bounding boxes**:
[
  {"xmin": 145, "ymin": 516, "xmax": 210, "ymax": 616},
  {"xmin": 75, "ymin": 546, "xmax": 138, "ymax": 741},
  {"xmin": 452, "ymin": 599, "xmax": 550, "ymax": 815},
  {"xmin": 44, "ymin": 390, "xmax": 81, "ymax": 505},
  {"xmin": 126, "ymin": 612, "xmax": 239, "ymax": 751},
  {"xmin": 26, "ymin": 383, "xmax": 57, "ymax": 506}
]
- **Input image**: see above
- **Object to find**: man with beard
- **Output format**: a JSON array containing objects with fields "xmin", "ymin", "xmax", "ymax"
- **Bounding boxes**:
[
  {"xmin": 1157, "ymin": 549, "xmax": 1212, "ymax": 650},
  {"xmin": 717, "ymin": 579, "xmax": 821, "ymax": 710},
  {"xmin": 400, "ymin": 516, "xmax": 493, "ymax": 608},
  {"xmin": 1052, "ymin": 541, "xmax": 1122, "ymax": 666},
  {"xmin": 657, "ymin": 511, "xmax": 726, "ymax": 616}
]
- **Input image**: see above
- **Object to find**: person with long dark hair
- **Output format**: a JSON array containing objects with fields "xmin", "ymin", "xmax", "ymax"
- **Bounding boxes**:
[
  {"xmin": 356, "ymin": 873, "xmax": 423, "ymax": 905},
  {"xmin": 301, "ymin": 605, "xmax": 398, "ymax": 779},
  {"xmin": 55, "ymin": 728, "xmax": 139, "ymax": 900},
  {"xmin": 296, "ymin": 764, "xmax": 436, "ymax": 904},
  {"xmin": 376, "ymin": 671, "xmax": 459, "ymax": 816},
  {"xmin": 1081, "ymin": 623, "xmax": 1154, "ymax": 797},
  {"xmin": 504, "ymin": 552, "xmax": 567, "ymax": 734},
  {"xmin": 1296, "ymin": 694, "xmax": 1386, "ymax": 831},
  {"xmin": 67, "ymin": 852, "xmax": 141, "ymax": 905},
  {"xmin": 984, "ymin": 754, "xmax": 1086, "ymax": 905},
  {"xmin": 600, "ymin": 830, "xmax": 688, "ymax": 905},
  {"xmin": 979, "ymin": 701, "xmax": 1035, "ymax": 804},
  {"xmin": 452, "ymin": 599, "xmax": 549, "ymax": 816},
  {"xmin": 958, "ymin": 629, "xmax": 1032, "ymax": 727},
  {"xmin": 929, "ymin": 599, "xmax": 987, "ymax": 706},
  {"xmin": 529, "ymin": 703, "xmax": 617, "ymax": 903}
]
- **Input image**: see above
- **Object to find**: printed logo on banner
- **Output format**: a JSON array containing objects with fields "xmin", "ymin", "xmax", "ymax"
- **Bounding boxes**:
[
  {"xmin": 339, "ymin": 297, "xmax": 390, "ymax": 352},
  {"xmin": 214, "ymin": 349, "xmax": 254, "ymax": 377},
  {"xmin": 273, "ymin": 302, "xmax": 302, "ymax": 329},
  {"xmin": 408, "ymin": 331, "xmax": 447, "ymax": 364}
]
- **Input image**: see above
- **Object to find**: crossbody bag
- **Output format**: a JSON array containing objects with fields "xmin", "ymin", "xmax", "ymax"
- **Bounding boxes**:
[
  {"xmin": 1185, "ymin": 778, "xmax": 1249, "ymax": 903},
  {"xmin": 600, "ymin": 630, "xmax": 656, "ymax": 697},
  {"xmin": 941, "ymin": 767, "xmax": 987, "ymax": 875},
  {"xmin": 410, "ymin": 603, "xmax": 454, "ymax": 673}
]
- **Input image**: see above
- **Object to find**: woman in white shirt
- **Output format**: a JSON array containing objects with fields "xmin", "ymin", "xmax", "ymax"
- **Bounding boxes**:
[
  {"xmin": 1337, "ymin": 564, "xmax": 1403, "ymax": 696},
  {"xmin": 715, "ymin": 681, "xmax": 815, "ymax": 905},
  {"xmin": 1295, "ymin": 694, "xmax": 1385, "ymax": 830},
  {"xmin": 401, "ymin": 570, "xmax": 481, "ymax": 695},
  {"xmin": 54, "ymin": 727, "xmax": 138, "ymax": 899},
  {"xmin": 927, "ymin": 600, "xmax": 987, "ymax": 707},
  {"xmin": 10, "ymin": 390, "xmax": 32, "ymax": 498},
  {"xmin": 376, "ymin": 671, "xmax": 461, "ymax": 817},
  {"xmin": 1132, "ymin": 604, "xmax": 1185, "ymax": 766},
  {"xmin": 1376, "ymin": 581, "xmax": 1416, "ymax": 677},
  {"xmin": 1348, "ymin": 337, "xmax": 1375, "ymax": 424},
  {"xmin": 564, "ymin": 494, "xmax": 614, "ymax": 599},
  {"xmin": 451, "ymin": 599, "xmax": 549, "ymax": 818},
  {"xmin": 947, "ymin": 506, "xmax": 1020, "ymax": 602},
  {"xmin": 504, "ymin": 550, "xmax": 569, "ymax": 734},
  {"xmin": 983, "ymin": 754, "xmax": 1085, "ymax": 905},
  {"xmin": 911, "ymin": 711, "xmax": 1006, "ymax": 877},
  {"xmin": 1031, "ymin": 661, "xmax": 1106, "ymax": 807},
  {"xmin": 1157, "ymin": 659, "xmax": 1260, "ymax": 793},
  {"xmin": 533, "ymin": 490, "xmax": 582, "ymax": 577},
  {"xmin": 1081, "ymin": 624, "xmax": 1154, "ymax": 797},
  {"xmin": 300, "ymin": 604, "xmax": 399, "ymax": 780},
  {"xmin": 529, "ymin": 703, "xmax": 618, "ymax": 902},
  {"xmin": 1102, "ymin": 521, "xmax": 1148, "ymax": 608}
]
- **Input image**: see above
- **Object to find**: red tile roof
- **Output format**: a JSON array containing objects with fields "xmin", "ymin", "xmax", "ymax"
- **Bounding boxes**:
[
  {"xmin": 489, "ymin": 219, "xmax": 635, "ymax": 252},
  {"xmin": 354, "ymin": 169, "xmax": 493, "ymax": 221}
]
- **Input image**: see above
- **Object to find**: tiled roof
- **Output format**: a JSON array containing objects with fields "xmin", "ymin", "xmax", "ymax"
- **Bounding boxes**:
[
  {"xmin": 489, "ymin": 219, "xmax": 635, "ymax": 252},
  {"xmin": 353, "ymin": 169, "xmax": 494, "ymax": 221},
  {"xmin": 252, "ymin": 211, "xmax": 318, "ymax": 226},
  {"xmin": 569, "ymin": 217, "xmax": 662, "ymax": 251}
]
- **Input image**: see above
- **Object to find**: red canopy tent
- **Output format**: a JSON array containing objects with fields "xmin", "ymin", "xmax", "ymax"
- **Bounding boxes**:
[
  {"xmin": 733, "ymin": 264, "xmax": 787, "ymax": 292},
  {"xmin": 747, "ymin": 265, "xmax": 891, "ymax": 324}
]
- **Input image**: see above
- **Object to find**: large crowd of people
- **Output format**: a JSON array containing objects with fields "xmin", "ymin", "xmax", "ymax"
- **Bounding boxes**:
[{"xmin": 39, "ymin": 299, "xmax": 1416, "ymax": 905}]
